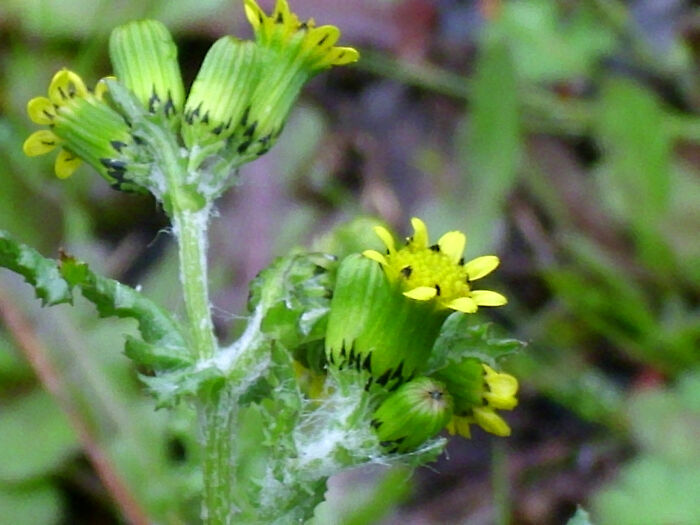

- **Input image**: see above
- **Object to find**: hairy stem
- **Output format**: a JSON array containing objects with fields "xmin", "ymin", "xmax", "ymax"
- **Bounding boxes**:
[
  {"xmin": 154, "ymin": 122, "xmax": 233, "ymax": 523},
  {"xmin": 171, "ymin": 206, "xmax": 217, "ymax": 360},
  {"xmin": 201, "ymin": 393, "xmax": 237, "ymax": 525},
  {"xmin": 172, "ymin": 201, "xmax": 234, "ymax": 524},
  {"xmin": 173, "ymin": 203, "xmax": 236, "ymax": 524},
  {"xmin": 172, "ymin": 205, "xmax": 234, "ymax": 524}
]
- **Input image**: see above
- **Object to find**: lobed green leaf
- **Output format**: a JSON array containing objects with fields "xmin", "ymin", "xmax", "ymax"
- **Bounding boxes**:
[
  {"xmin": 59, "ymin": 255, "xmax": 186, "ymax": 347},
  {"xmin": 0, "ymin": 232, "xmax": 189, "ymax": 372}
]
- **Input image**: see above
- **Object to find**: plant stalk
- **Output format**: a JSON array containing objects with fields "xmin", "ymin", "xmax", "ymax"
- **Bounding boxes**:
[
  {"xmin": 171, "ymin": 206, "xmax": 217, "ymax": 360},
  {"xmin": 171, "ymin": 202, "xmax": 235, "ymax": 524},
  {"xmin": 201, "ymin": 394, "xmax": 237, "ymax": 525},
  {"xmin": 157, "ymin": 125, "xmax": 234, "ymax": 524}
]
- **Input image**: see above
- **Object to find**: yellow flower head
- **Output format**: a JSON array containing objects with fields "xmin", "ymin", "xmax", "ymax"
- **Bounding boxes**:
[
  {"xmin": 24, "ymin": 70, "xmax": 96, "ymax": 178},
  {"xmin": 446, "ymin": 364, "xmax": 519, "ymax": 438},
  {"xmin": 230, "ymin": 0, "xmax": 359, "ymax": 161},
  {"xmin": 363, "ymin": 218, "xmax": 507, "ymax": 314},
  {"xmin": 244, "ymin": 0, "xmax": 359, "ymax": 71},
  {"xmin": 23, "ymin": 69, "xmax": 133, "ymax": 185}
]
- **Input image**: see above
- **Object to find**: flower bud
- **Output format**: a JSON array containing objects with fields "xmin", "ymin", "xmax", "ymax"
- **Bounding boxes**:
[
  {"xmin": 109, "ymin": 19, "xmax": 185, "ymax": 122},
  {"xmin": 372, "ymin": 377, "xmax": 453, "ymax": 453},
  {"xmin": 432, "ymin": 357, "xmax": 485, "ymax": 409},
  {"xmin": 182, "ymin": 37, "xmax": 260, "ymax": 149}
]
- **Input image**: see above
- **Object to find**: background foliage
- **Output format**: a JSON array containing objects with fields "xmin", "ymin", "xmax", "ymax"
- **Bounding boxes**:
[{"xmin": 0, "ymin": 0, "xmax": 698, "ymax": 523}]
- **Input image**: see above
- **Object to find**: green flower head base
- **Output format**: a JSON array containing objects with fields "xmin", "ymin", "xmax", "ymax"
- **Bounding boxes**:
[
  {"xmin": 363, "ymin": 218, "xmax": 508, "ymax": 314},
  {"xmin": 108, "ymin": 19, "xmax": 185, "ymax": 123},
  {"xmin": 23, "ymin": 69, "xmax": 133, "ymax": 184},
  {"xmin": 324, "ymin": 253, "xmax": 449, "ymax": 387}
]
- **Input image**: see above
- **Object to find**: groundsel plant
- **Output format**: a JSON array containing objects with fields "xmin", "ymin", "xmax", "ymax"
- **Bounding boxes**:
[{"xmin": 2, "ymin": 1, "xmax": 525, "ymax": 522}]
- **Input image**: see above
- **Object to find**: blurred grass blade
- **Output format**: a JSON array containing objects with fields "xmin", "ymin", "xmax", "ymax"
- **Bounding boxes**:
[
  {"xmin": 339, "ymin": 468, "xmax": 413, "ymax": 525},
  {"xmin": 596, "ymin": 78, "xmax": 672, "ymax": 265},
  {"xmin": 592, "ymin": 371, "xmax": 700, "ymax": 524},
  {"xmin": 459, "ymin": 34, "xmax": 520, "ymax": 252},
  {"xmin": 0, "ymin": 483, "xmax": 63, "ymax": 525},
  {"xmin": 0, "ymin": 389, "xmax": 78, "ymax": 482}
]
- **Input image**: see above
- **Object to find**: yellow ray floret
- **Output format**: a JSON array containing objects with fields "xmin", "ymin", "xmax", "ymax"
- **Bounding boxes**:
[
  {"xmin": 447, "ymin": 410, "xmax": 512, "ymax": 438},
  {"xmin": 362, "ymin": 218, "xmax": 507, "ymax": 313},
  {"xmin": 482, "ymin": 364, "xmax": 518, "ymax": 410},
  {"xmin": 472, "ymin": 406, "xmax": 511, "ymax": 436},
  {"xmin": 23, "ymin": 129, "xmax": 61, "ymax": 157},
  {"xmin": 244, "ymin": 0, "xmax": 359, "ymax": 70}
]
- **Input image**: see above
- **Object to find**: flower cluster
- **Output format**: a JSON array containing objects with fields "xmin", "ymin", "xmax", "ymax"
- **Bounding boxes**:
[
  {"xmin": 324, "ymin": 218, "xmax": 518, "ymax": 451},
  {"xmin": 23, "ymin": 1, "xmax": 358, "ymax": 194}
]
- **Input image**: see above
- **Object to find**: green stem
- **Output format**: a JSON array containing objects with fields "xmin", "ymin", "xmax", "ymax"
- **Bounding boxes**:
[
  {"xmin": 152, "ymin": 120, "xmax": 233, "ymax": 523},
  {"xmin": 171, "ymin": 204, "xmax": 235, "ymax": 525},
  {"xmin": 491, "ymin": 440, "xmax": 510, "ymax": 525},
  {"xmin": 171, "ymin": 206, "xmax": 217, "ymax": 360},
  {"xmin": 171, "ymin": 199, "xmax": 235, "ymax": 525},
  {"xmin": 201, "ymin": 394, "xmax": 237, "ymax": 525},
  {"xmin": 144, "ymin": 117, "xmax": 218, "ymax": 361}
]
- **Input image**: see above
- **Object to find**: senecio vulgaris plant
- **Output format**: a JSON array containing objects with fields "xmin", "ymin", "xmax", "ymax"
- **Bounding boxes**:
[{"xmin": 2, "ymin": 1, "xmax": 525, "ymax": 523}]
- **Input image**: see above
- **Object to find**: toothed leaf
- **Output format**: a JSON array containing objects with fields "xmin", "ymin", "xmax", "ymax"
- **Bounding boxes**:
[
  {"xmin": 140, "ymin": 366, "xmax": 225, "ymax": 408},
  {"xmin": 0, "ymin": 231, "xmax": 72, "ymax": 306}
]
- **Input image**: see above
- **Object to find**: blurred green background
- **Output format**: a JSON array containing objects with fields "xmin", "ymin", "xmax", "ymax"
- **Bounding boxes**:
[{"xmin": 0, "ymin": 0, "xmax": 698, "ymax": 523}]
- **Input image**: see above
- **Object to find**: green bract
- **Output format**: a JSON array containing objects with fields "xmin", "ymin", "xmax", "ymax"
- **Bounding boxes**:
[
  {"xmin": 433, "ymin": 357, "xmax": 485, "ymax": 410},
  {"xmin": 325, "ymin": 254, "xmax": 449, "ymax": 387}
]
